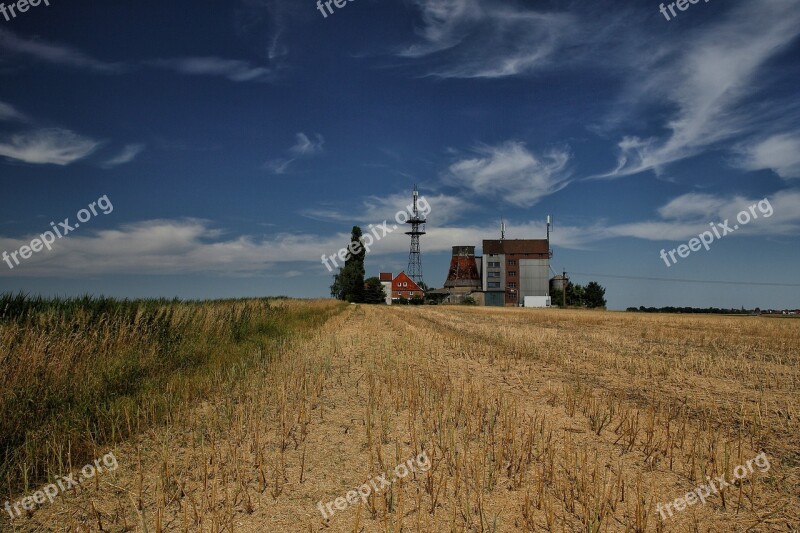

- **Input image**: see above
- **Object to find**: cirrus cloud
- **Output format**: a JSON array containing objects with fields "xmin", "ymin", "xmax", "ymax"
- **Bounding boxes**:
[
  {"xmin": 102, "ymin": 144, "xmax": 145, "ymax": 168},
  {"xmin": 0, "ymin": 128, "xmax": 101, "ymax": 165},
  {"xmin": 444, "ymin": 141, "xmax": 571, "ymax": 207},
  {"xmin": 151, "ymin": 56, "xmax": 273, "ymax": 82},
  {"xmin": 399, "ymin": 0, "xmax": 580, "ymax": 78}
]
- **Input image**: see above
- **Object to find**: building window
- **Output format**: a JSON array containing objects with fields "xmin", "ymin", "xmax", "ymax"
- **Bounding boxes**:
[
  {"xmin": 508, "ymin": 282, "xmax": 517, "ymax": 289},
  {"xmin": 508, "ymin": 271, "xmax": 516, "ymax": 277},
  {"xmin": 487, "ymin": 271, "xmax": 500, "ymax": 278},
  {"xmin": 508, "ymin": 292, "xmax": 517, "ymax": 300},
  {"xmin": 488, "ymin": 282, "xmax": 501, "ymax": 288},
  {"xmin": 508, "ymin": 260, "xmax": 517, "ymax": 266},
  {"xmin": 488, "ymin": 261, "xmax": 500, "ymax": 268}
]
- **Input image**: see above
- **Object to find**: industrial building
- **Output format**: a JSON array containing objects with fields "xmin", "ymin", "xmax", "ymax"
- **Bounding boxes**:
[
  {"xmin": 481, "ymin": 239, "xmax": 551, "ymax": 307},
  {"xmin": 392, "ymin": 186, "xmax": 553, "ymax": 307},
  {"xmin": 438, "ymin": 221, "xmax": 554, "ymax": 307}
]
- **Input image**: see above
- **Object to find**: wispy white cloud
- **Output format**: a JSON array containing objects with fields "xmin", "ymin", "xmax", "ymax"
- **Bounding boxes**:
[
  {"xmin": 0, "ymin": 217, "xmax": 537, "ymax": 277},
  {"xmin": 0, "ymin": 28, "xmax": 123, "ymax": 72},
  {"xmin": 102, "ymin": 144, "xmax": 145, "ymax": 168},
  {"xmin": 151, "ymin": 57, "xmax": 272, "ymax": 82},
  {"xmin": 302, "ymin": 191, "xmax": 471, "ymax": 226},
  {"xmin": 264, "ymin": 158, "xmax": 294, "ymax": 175},
  {"xmin": 598, "ymin": 190, "xmax": 800, "ymax": 242},
  {"xmin": 2, "ymin": 188, "xmax": 798, "ymax": 278},
  {"xmin": 0, "ymin": 128, "xmax": 101, "ymax": 165},
  {"xmin": 265, "ymin": 132, "xmax": 324, "ymax": 174},
  {"xmin": 0, "ymin": 219, "xmax": 370, "ymax": 277},
  {"xmin": 399, "ymin": 0, "xmax": 580, "ymax": 78},
  {"xmin": 656, "ymin": 193, "xmax": 730, "ymax": 221},
  {"xmin": 735, "ymin": 132, "xmax": 800, "ymax": 180},
  {"xmin": 444, "ymin": 141, "xmax": 571, "ymax": 207},
  {"xmin": 234, "ymin": 0, "xmax": 292, "ymax": 62},
  {"xmin": 289, "ymin": 133, "xmax": 324, "ymax": 156},
  {"xmin": 0, "ymin": 100, "xmax": 29, "ymax": 122},
  {"xmin": 598, "ymin": 0, "xmax": 800, "ymax": 178}
]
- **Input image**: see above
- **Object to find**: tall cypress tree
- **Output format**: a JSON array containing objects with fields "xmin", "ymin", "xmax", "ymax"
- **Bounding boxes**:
[{"xmin": 330, "ymin": 226, "xmax": 366, "ymax": 303}]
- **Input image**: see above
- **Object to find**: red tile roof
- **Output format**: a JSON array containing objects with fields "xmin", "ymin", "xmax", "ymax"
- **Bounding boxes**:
[{"xmin": 392, "ymin": 272, "xmax": 422, "ymax": 292}]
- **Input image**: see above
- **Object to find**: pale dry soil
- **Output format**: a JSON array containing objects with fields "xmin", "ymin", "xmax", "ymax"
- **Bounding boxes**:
[{"xmin": 8, "ymin": 305, "xmax": 799, "ymax": 532}]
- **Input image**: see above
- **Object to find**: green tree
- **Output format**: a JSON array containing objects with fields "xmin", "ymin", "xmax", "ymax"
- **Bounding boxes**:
[
  {"xmin": 551, "ymin": 282, "xmax": 586, "ymax": 307},
  {"xmin": 363, "ymin": 277, "xmax": 387, "ymax": 304},
  {"xmin": 569, "ymin": 283, "xmax": 585, "ymax": 307},
  {"xmin": 583, "ymin": 281, "xmax": 607, "ymax": 308},
  {"xmin": 551, "ymin": 288, "xmax": 564, "ymax": 307},
  {"xmin": 330, "ymin": 226, "xmax": 366, "ymax": 303}
]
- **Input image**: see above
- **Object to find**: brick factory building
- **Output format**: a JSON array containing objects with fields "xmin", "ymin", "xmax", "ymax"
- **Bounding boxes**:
[{"xmin": 481, "ymin": 239, "xmax": 552, "ymax": 307}]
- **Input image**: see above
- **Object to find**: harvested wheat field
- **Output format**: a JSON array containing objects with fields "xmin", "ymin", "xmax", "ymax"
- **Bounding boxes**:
[{"xmin": 5, "ymin": 303, "xmax": 800, "ymax": 532}]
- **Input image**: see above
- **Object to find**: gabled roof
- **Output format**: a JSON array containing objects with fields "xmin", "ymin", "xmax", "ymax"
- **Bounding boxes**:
[{"xmin": 392, "ymin": 271, "xmax": 422, "ymax": 292}]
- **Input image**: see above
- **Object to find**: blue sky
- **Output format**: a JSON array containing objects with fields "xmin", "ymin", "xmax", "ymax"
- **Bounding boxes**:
[{"xmin": 0, "ymin": 0, "xmax": 798, "ymax": 309}]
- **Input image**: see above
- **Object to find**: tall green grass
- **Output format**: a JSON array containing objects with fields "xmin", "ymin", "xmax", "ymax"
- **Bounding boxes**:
[{"xmin": 0, "ymin": 293, "xmax": 343, "ymax": 494}]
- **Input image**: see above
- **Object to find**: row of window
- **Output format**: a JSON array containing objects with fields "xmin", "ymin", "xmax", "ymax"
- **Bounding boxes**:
[
  {"xmin": 487, "ymin": 271, "xmax": 517, "ymax": 278},
  {"xmin": 487, "ymin": 282, "xmax": 517, "ymax": 289},
  {"xmin": 487, "ymin": 260, "xmax": 518, "ymax": 267}
]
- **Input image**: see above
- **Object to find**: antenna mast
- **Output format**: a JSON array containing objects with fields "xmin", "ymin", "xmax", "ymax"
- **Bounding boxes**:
[{"xmin": 405, "ymin": 185, "xmax": 426, "ymax": 286}]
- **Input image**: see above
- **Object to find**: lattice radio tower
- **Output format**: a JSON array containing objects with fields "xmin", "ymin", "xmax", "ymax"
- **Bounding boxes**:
[{"xmin": 405, "ymin": 185, "xmax": 426, "ymax": 286}]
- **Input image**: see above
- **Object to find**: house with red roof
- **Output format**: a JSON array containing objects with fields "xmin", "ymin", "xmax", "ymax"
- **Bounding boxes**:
[{"xmin": 386, "ymin": 271, "xmax": 423, "ymax": 302}]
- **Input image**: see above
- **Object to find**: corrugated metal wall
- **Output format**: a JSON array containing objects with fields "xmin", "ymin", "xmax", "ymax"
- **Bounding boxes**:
[{"xmin": 519, "ymin": 259, "xmax": 550, "ymax": 297}]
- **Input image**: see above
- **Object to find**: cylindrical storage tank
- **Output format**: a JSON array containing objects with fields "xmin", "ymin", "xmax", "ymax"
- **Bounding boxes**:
[{"xmin": 550, "ymin": 275, "xmax": 567, "ymax": 294}]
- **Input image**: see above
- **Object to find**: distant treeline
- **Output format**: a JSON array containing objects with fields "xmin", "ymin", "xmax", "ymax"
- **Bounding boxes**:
[{"xmin": 626, "ymin": 306, "xmax": 763, "ymax": 314}]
